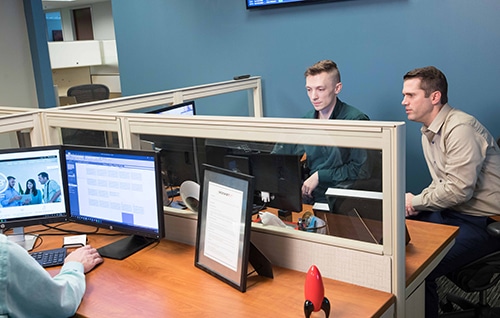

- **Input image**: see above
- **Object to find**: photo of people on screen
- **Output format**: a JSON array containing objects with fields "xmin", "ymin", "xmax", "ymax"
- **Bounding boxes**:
[
  {"xmin": 38, "ymin": 172, "xmax": 61, "ymax": 203},
  {"xmin": 0, "ymin": 173, "xmax": 61, "ymax": 207},
  {"xmin": 24, "ymin": 178, "xmax": 43, "ymax": 205},
  {"xmin": 0, "ymin": 176, "xmax": 24, "ymax": 207},
  {"xmin": 0, "ymin": 153, "xmax": 64, "ymax": 208}
]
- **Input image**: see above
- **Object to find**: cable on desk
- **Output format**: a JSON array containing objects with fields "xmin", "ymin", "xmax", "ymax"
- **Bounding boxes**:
[
  {"xmin": 164, "ymin": 185, "xmax": 180, "ymax": 207},
  {"xmin": 38, "ymin": 223, "xmax": 99, "ymax": 235},
  {"xmin": 27, "ymin": 224, "xmax": 127, "ymax": 238}
]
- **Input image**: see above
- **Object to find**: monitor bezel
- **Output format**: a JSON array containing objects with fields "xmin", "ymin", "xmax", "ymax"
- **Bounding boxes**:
[
  {"xmin": 0, "ymin": 145, "xmax": 68, "ymax": 230},
  {"xmin": 246, "ymin": 0, "xmax": 345, "ymax": 10},
  {"xmin": 62, "ymin": 145, "xmax": 165, "ymax": 240}
]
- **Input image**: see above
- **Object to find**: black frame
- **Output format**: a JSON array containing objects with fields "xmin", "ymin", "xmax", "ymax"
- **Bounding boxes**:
[
  {"xmin": 195, "ymin": 164, "xmax": 255, "ymax": 292},
  {"xmin": 0, "ymin": 145, "xmax": 67, "ymax": 229},
  {"xmin": 246, "ymin": 0, "xmax": 346, "ymax": 10},
  {"xmin": 62, "ymin": 145, "xmax": 165, "ymax": 259}
]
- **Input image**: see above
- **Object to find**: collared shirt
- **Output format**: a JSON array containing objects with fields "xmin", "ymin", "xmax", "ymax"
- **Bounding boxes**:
[
  {"xmin": 412, "ymin": 104, "xmax": 500, "ymax": 217},
  {"xmin": 43, "ymin": 180, "xmax": 61, "ymax": 203},
  {"xmin": 0, "ymin": 234, "xmax": 85, "ymax": 318},
  {"xmin": 0, "ymin": 187, "xmax": 22, "ymax": 207}
]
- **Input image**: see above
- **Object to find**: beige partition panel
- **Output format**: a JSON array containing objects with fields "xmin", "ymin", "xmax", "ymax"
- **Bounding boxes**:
[{"xmin": 3, "ymin": 78, "xmax": 408, "ymax": 316}]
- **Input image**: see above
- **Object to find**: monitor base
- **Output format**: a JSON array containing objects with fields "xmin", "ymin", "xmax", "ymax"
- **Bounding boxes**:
[
  {"xmin": 98, "ymin": 235, "xmax": 156, "ymax": 260},
  {"xmin": 7, "ymin": 227, "xmax": 37, "ymax": 251}
]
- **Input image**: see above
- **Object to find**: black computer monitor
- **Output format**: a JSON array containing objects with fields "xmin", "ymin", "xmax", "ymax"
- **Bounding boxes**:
[
  {"xmin": 141, "ymin": 101, "xmax": 198, "ymax": 188},
  {"xmin": 140, "ymin": 135, "xmax": 200, "ymax": 188},
  {"xmin": 0, "ymin": 146, "xmax": 67, "ymax": 250},
  {"xmin": 206, "ymin": 145, "xmax": 303, "ymax": 213},
  {"xmin": 62, "ymin": 145, "xmax": 165, "ymax": 260},
  {"xmin": 147, "ymin": 101, "xmax": 196, "ymax": 116},
  {"xmin": 249, "ymin": 153, "xmax": 303, "ymax": 212}
]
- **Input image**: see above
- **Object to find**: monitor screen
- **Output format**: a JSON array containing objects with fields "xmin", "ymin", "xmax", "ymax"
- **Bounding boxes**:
[
  {"xmin": 0, "ymin": 146, "xmax": 67, "ymax": 250},
  {"xmin": 147, "ymin": 101, "xmax": 196, "ymax": 116},
  {"xmin": 63, "ymin": 146, "xmax": 165, "ymax": 259},
  {"xmin": 0, "ymin": 146, "xmax": 67, "ymax": 229}
]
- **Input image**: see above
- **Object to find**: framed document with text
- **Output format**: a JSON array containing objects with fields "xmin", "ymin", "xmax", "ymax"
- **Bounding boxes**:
[{"xmin": 195, "ymin": 164, "xmax": 255, "ymax": 292}]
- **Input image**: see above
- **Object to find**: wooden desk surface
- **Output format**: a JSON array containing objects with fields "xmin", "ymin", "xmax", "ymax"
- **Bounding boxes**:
[
  {"xmin": 405, "ymin": 219, "xmax": 458, "ymax": 286},
  {"xmin": 33, "ymin": 223, "xmax": 394, "ymax": 318}
]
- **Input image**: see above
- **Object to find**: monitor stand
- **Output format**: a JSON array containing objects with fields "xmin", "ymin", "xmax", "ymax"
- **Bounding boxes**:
[
  {"xmin": 6, "ymin": 227, "xmax": 37, "ymax": 251},
  {"xmin": 97, "ymin": 235, "xmax": 156, "ymax": 260}
]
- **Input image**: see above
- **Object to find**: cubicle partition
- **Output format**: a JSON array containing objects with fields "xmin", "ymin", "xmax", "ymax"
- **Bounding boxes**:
[
  {"xmin": 1, "ymin": 78, "xmax": 415, "ymax": 317},
  {"xmin": 39, "ymin": 108, "xmax": 407, "ymax": 316},
  {"xmin": 0, "ymin": 109, "xmax": 45, "ymax": 148},
  {"xmin": 57, "ymin": 76, "xmax": 263, "ymax": 117}
]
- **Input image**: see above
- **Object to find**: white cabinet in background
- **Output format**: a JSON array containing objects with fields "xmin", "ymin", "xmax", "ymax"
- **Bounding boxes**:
[{"xmin": 48, "ymin": 40, "xmax": 102, "ymax": 69}]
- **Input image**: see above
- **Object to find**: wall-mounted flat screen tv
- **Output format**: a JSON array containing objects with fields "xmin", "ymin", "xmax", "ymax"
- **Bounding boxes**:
[{"xmin": 246, "ymin": 0, "xmax": 343, "ymax": 9}]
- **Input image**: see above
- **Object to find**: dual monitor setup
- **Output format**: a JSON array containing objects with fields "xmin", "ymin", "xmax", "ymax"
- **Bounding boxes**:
[
  {"xmin": 1, "ymin": 99, "xmax": 304, "ymax": 263},
  {"xmin": 0, "ymin": 145, "xmax": 164, "ymax": 260}
]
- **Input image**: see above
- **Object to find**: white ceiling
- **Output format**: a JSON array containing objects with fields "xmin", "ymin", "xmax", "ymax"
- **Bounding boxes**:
[{"xmin": 42, "ymin": 0, "xmax": 109, "ymax": 11}]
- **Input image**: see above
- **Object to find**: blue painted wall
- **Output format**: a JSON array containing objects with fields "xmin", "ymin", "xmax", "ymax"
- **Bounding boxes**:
[{"xmin": 111, "ymin": 0, "xmax": 500, "ymax": 193}]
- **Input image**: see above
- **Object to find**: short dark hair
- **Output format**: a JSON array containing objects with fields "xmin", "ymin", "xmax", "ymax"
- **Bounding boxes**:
[
  {"xmin": 403, "ymin": 66, "xmax": 448, "ymax": 104},
  {"xmin": 38, "ymin": 172, "xmax": 49, "ymax": 179},
  {"xmin": 304, "ymin": 59, "xmax": 341, "ymax": 83},
  {"xmin": 7, "ymin": 176, "xmax": 15, "ymax": 181}
]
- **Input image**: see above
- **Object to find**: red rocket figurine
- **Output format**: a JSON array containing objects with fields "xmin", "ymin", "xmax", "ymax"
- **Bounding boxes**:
[{"xmin": 304, "ymin": 265, "xmax": 330, "ymax": 318}]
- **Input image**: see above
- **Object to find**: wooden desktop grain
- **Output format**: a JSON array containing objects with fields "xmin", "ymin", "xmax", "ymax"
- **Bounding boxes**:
[
  {"xmin": 405, "ymin": 219, "xmax": 458, "ymax": 286},
  {"xmin": 37, "ymin": 223, "xmax": 394, "ymax": 318}
]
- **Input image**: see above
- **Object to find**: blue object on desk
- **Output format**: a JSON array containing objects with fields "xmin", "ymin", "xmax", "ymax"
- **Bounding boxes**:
[{"xmin": 166, "ymin": 188, "xmax": 180, "ymax": 197}]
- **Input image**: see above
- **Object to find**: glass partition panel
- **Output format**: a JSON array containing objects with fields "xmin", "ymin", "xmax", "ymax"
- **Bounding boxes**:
[
  {"xmin": 150, "ymin": 133, "xmax": 384, "ymax": 245},
  {"xmin": 0, "ymin": 132, "xmax": 27, "ymax": 149},
  {"xmin": 16, "ymin": 130, "xmax": 32, "ymax": 148},
  {"xmin": 139, "ymin": 134, "xmax": 200, "ymax": 209},
  {"xmin": 61, "ymin": 128, "xmax": 119, "ymax": 148}
]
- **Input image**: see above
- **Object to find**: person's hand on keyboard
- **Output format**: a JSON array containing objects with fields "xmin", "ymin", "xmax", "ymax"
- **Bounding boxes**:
[{"xmin": 65, "ymin": 245, "xmax": 103, "ymax": 273}]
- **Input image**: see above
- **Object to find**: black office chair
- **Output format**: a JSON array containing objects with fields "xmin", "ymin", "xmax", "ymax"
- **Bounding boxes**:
[
  {"xmin": 67, "ymin": 84, "xmax": 110, "ymax": 103},
  {"xmin": 440, "ymin": 221, "xmax": 500, "ymax": 317}
]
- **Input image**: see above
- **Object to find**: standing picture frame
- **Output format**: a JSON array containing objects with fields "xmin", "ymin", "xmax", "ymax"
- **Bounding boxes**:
[{"xmin": 194, "ymin": 164, "xmax": 256, "ymax": 292}]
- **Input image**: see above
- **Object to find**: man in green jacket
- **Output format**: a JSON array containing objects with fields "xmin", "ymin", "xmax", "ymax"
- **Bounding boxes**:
[{"xmin": 273, "ymin": 60, "xmax": 371, "ymax": 204}]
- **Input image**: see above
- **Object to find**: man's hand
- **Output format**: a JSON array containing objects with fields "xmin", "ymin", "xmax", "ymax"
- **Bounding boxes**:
[
  {"xmin": 302, "ymin": 171, "xmax": 319, "ymax": 198},
  {"xmin": 65, "ymin": 245, "xmax": 103, "ymax": 273},
  {"xmin": 405, "ymin": 192, "xmax": 419, "ymax": 217}
]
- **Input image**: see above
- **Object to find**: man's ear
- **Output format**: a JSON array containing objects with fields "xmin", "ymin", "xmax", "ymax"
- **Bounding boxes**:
[
  {"xmin": 335, "ymin": 82, "xmax": 343, "ymax": 95},
  {"xmin": 431, "ymin": 90, "xmax": 442, "ymax": 105}
]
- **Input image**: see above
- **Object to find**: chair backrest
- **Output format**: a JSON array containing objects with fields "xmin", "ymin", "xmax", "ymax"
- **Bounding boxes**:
[{"xmin": 67, "ymin": 84, "xmax": 110, "ymax": 103}]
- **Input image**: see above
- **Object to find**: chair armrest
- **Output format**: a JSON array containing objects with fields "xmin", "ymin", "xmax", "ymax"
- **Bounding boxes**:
[{"xmin": 487, "ymin": 221, "xmax": 500, "ymax": 237}]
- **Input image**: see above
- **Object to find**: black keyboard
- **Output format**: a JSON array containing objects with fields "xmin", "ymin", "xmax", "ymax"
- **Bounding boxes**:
[{"xmin": 30, "ymin": 247, "xmax": 67, "ymax": 268}]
